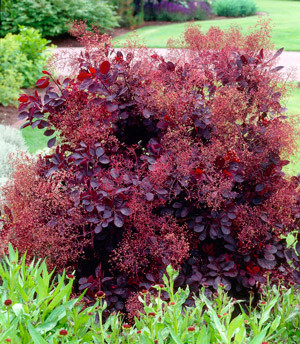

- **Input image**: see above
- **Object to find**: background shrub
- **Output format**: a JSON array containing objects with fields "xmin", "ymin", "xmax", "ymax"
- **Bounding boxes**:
[
  {"xmin": 112, "ymin": 0, "xmax": 145, "ymax": 28},
  {"xmin": 0, "ymin": 27, "xmax": 50, "ymax": 105},
  {"xmin": 2, "ymin": 22, "xmax": 300, "ymax": 318},
  {"xmin": 145, "ymin": 0, "xmax": 211, "ymax": 22},
  {"xmin": 212, "ymin": 0, "xmax": 257, "ymax": 17},
  {"xmin": 0, "ymin": 0, "xmax": 119, "ymax": 38}
]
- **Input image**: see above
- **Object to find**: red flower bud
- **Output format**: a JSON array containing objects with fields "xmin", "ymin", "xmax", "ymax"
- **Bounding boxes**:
[
  {"xmin": 148, "ymin": 312, "xmax": 156, "ymax": 316},
  {"xmin": 141, "ymin": 289, "xmax": 148, "ymax": 294},
  {"xmin": 5, "ymin": 339, "xmax": 11, "ymax": 343},
  {"xmin": 122, "ymin": 324, "xmax": 131, "ymax": 330},
  {"xmin": 95, "ymin": 291, "xmax": 105, "ymax": 299},
  {"xmin": 217, "ymin": 314, "xmax": 221, "ymax": 318},
  {"xmin": 67, "ymin": 274, "xmax": 75, "ymax": 279},
  {"xmin": 188, "ymin": 326, "xmax": 195, "ymax": 332},
  {"xmin": 169, "ymin": 302, "xmax": 176, "ymax": 305},
  {"xmin": 137, "ymin": 330, "xmax": 141, "ymax": 334},
  {"xmin": 4, "ymin": 299, "xmax": 12, "ymax": 306},
  {"xmin": 59, "ymin": 329, "xmax": 68, "ymax": 336},
  {"xmin": 260, "ymin": 301, "xmax": 266, "ymax": 305},
  {"xmin": 219, "ymin": 283, "xmax": 225, "ymax": 288}
]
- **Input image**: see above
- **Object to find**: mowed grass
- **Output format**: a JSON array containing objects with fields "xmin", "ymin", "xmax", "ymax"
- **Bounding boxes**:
[
  {"xmin": 22, "ymin": 126, "xmax": 49, "ymax": 153},
  {"xmin": 283, "ymin": 86, "xmax": 300, "ymax": 176},
  {"xmin": 113, "ymin": 0, "xmax": 300, "ymax": 51}
]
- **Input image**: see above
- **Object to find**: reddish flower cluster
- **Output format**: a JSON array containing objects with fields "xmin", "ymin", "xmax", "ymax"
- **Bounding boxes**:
[{"xmin": 1, "ymin": 20, "xmax": 300, "ymax": 317}]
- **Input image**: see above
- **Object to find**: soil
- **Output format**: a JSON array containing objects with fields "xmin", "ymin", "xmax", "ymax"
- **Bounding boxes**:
[
  {"xmin": 0, "ymin": 88, "xmax": 45, "ymax": 128},
  {"xmin": 0, "ymin": 106, "xmax": 18, "ymax": 126}
]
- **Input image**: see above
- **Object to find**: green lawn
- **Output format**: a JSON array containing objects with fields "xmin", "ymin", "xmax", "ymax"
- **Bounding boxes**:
[
  {"xmin": 22, "ymin": 126, "xmax": 49, "ymax": 153},
  {"xmin": 113, "ymin": 0, "xmax": 300, "ymax": 51}
]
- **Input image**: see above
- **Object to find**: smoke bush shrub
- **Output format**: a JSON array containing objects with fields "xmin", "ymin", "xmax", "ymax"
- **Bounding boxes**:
[
  {"xmin": 213, "ymin": 0, "xmax": 257, "ymax": 18},
  {"xmin": 2, "ymin": 21, "xmax": 300, "ymax": 316},
  {"xmin": 0, "ymin": 155, "xmax": 87, "ymax": 271}
]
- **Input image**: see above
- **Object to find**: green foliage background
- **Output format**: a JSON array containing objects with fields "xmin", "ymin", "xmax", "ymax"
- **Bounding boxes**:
[
  {"xmin": 0, "ymin": 0, "xmax": 119, "ymax": 37},
  {"xmin": 0, "ymin": 27, "xmax": 50, "ymax": 106}
]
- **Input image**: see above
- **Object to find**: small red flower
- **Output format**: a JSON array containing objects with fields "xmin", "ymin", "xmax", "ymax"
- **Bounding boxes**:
[
  {"xmin": 148, "ymin": 312, "xmax": 156, "ymax": 316},
  {"xmin": 223, "ymin": 312, "xmax": 229, "ymax": 316},
  {"xmin": 219, "ymin": 283, "xmax": 225, "ymax": 288},
  {"xmin": 262, "ymin": 342, "xmax": 268, "ymax": 344},
  {"xmin": 260, "ymin": 301, "xmax": 266, "ymax": 305},
  {"xmin": 5, "ymin": 339, "xmax": 11, "ymax": 343},
  {"xmin": 95, "ymin": 291, "xmax": 105, "ymax": 299},
  {"xmin": 137, "ymin": 330, "xmax": 141, "ymax": 334},
  {"xmin": 154, "ymin": 340, "xmax": 158, "ymax": 344},
  {"xmin": 188, "ymin": 326, "xmax": 195, "ymax": 332},
  {"xmin": 141, "ymin": 289, "xmax": 148, "ymax": 294},
  {"xmin": 217, "ymin": 314, "xmax": 221, "ymax": 318},
  {"xmin": 4, "ymin": 299, "xmax": 12, "ymax": 306},
  {"xmin": 67, "ymin": 274, "xmax": 75, "ymax": 279},
  {"xmin": 122, "ymin": 324, "xmax": 131, "ymax": 330},
  {"xmin": 223, "ymin": 169, "xmax": 231, "ymax": 177},
  {"xmin": 169, "ymin": 302, "xmax": 176, "ymax": 305},
  {"xmin": 59, "ymin": 329, "xmax": 68, "ymax": 336}
]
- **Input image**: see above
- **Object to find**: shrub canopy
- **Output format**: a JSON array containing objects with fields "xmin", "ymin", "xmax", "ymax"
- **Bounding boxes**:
[{"xmin": 1, "ymin": 21, "xmax": 300, "ymax": 317}]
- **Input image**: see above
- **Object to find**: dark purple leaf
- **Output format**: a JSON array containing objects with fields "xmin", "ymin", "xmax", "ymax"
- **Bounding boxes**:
[
  {"xmin": 142, "ymin": 109, "xmax": 152, "ymax": 119},
  {"xmin": 146, "ymin": 273, "xmax": 155, "ymax": 282},
  {"xmin": 96, "ymin": 147, "xmax": 104, "ymax": 157},
  {"xmin": 47, "ymin": 137, "xmax": 56, "ymax": 148},
  {"xmin": 94, "ymin": 225, "xmax": 102, "ymax": 234},
  {"xmin": 120, "ymin": 207, "xmax": 132, "ymax": 216},
  {"xmin": 110, "ymin": 168, "xmax": 119, "ymax": 179},
  {"xmin": 114, "ymin": 213, "xmax": 124, "ymax": 228},
  {"xmin": 258, "ymin": 258, "xmax": 276, "ymax": 269},
  {"xmin": 44, "ymin": 129, "xmax": 55, "ymax": 137},
  {"xmin": 194, "ymin": 224, "xmax": 205, "ymax": 233},
  {"xmin": 271, "ymin": 66, "xmax": 284, "ymax": 73},
  {"xmin": 146, "ymin": 193, "xmax": 154, "ymax": 201},
  {"xmin": 99, "ymin": 156, "xmax": 110, "ymax": 164},
  {"xmin": 273, "ymin": 48, "xmax": 284, "ymax": 59},
  {"xmin": 107, "ymin": 103, "xmax": 118, "ymax": 112},
  {"xmin": 18, "ymin": 112, "xmax": 29, "ymax": 120}
]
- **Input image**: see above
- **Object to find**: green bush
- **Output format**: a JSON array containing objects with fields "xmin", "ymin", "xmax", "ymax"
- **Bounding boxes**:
[
  {"xmin": 0, "ymin": 248, "xmax": 299, "ymax": 343},
  {"xmin": 0, "ymin": 27, "xmax": 50, "ymax": 106},
  {"xmin": 112, "ymin": 0, "xmax": 144, "ymax": 28},
  {"xmin": 212, "ymin": 0, "xmax": 257, "ymax": 17},
  {"xmin": 0, "ymin": 0, "xmax": 119, "ymax": 38}
]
